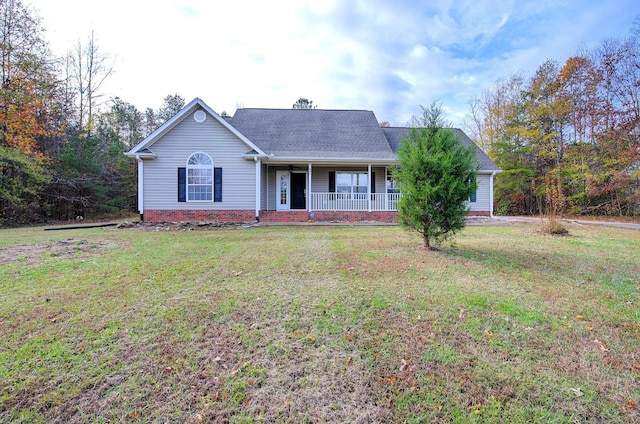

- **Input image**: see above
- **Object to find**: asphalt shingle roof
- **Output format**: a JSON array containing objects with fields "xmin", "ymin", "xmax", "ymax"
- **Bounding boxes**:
[
  {"xmin": 382, "ymin": 127, "xmax": 500, "ymax": 171},
  {"xmin": 227, "ymin": 108, "xmax": 500, "ymax": 170},
  {"xmin": 228, "ymin": 108, "xmax": 397, "ymax": 160}
]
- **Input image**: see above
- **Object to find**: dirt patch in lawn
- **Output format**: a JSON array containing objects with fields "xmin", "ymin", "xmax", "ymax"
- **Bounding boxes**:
[{"xmin": 0, "ymin": 238, "xmax": 120, "ymax": 266}]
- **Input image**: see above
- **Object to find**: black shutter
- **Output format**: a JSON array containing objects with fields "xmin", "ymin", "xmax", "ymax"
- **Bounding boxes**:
[
  {"xmin": 329, "ymin": 171, "xmax": 335, "ymax": 192},
  {"xmin": 371, "ymin": 172, "xmax": 376, "ymax": 193},
  {"xmin": 178, "ymin": 167, "xmax": 186, "ymax": 202},
  {"xmin": 214, "ymin": 167, "xmax": 222, "ymax": 202}
]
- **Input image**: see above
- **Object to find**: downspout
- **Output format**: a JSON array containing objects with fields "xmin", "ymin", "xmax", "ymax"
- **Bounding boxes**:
[
  {"xmin": 135, "ymin": 155, "xmax": 144, "ymax": 221},
  {"xmin": 254, "ymin": 157, "xmax": 261, "ymax": 221},
  {"xmin": 489, "ymin": 171, "xmax": 496, "ymax": 218}
]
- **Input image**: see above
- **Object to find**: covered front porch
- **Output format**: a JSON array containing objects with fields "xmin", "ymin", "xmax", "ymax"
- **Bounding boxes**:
[{"xmin": 260, "ymin": 163, "xmax": 401, "ymax": 215}]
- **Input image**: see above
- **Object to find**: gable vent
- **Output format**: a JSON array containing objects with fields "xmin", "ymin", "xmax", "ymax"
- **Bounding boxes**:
[{"xmin": 194, "ymin": 110, "xmax": 206, "ymax": 123}]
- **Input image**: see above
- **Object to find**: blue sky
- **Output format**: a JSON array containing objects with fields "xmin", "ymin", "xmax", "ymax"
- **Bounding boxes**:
[{"xmin": 29, "ymin": 0, "xmax": 640, "ymax": 127}]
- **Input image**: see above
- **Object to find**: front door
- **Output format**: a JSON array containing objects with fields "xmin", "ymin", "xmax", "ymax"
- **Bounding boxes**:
[
  {"xmin": 276, "ymin": 171, "xmax": 290, "ymax": 211},
  {"xmin": 291, "ymin": 172, "xmax": 306, "ymax": 209}
]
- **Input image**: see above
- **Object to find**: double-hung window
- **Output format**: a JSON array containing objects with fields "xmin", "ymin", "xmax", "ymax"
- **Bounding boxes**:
[
  {"xmin": 187, "ymin": 152, "xmax": 213, "ymax": 201},
  {"xmin": 386, "ymin": 167, "xmax": 399, "ymax": 194},
  {"xmin": 336, "ymin": 172, "xmax": 368, "ymax": 197}
]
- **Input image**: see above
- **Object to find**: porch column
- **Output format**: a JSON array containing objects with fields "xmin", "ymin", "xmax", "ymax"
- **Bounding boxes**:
[
  {"xmin": 367, "ymin": 164, "xmax": 372, "ymax": 212},
  {"xmin": 384, "ymin": 166, "xmax": 388, "ymax": 211},
  {"xmin": 255, "ymin": 159, "xmax": 261, "ymax": 219},
  {"xmin": 308, "ymin": 163, "xmax": 312, "ymax": 211}
]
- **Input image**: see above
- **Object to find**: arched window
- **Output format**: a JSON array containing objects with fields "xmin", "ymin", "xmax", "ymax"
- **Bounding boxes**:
[{"xmin": 187, "ymin": 152, "xmax": 213, "ymax": 201}]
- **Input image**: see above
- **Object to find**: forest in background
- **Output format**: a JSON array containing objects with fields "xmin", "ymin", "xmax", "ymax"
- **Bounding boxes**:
[
  {"xmin": 466, "ymin": 18, "xmax": 640, "ymax": 217},
  {"xmin": 1, "ymin": 1, "xmax": 639, "ymax": 226},
  {"xmin": 0, "ymin": 0, "xmax": 185, "ymax": 226}
]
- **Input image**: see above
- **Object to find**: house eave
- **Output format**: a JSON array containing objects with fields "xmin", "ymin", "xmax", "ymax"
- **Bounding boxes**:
[
  {"xmin": 263, "ymin": 156, "xmax": 400, "ymax": 165},
  {"xmin": 125, "ymin": 98, "xmax": 268, "ymax": 157},
  {"xmin": 125, "ymin": 150, "xmax": 156, "ymax": 159}
]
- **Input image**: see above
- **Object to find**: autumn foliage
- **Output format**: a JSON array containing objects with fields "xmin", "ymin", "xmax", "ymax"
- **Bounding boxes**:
[
  {"xmin": 0, "ymin": 0, "xmax": 184, "ymax": 225},
  {"xmin": 468, "ymin": 20, "xmax": 640, "ymax": 217}
]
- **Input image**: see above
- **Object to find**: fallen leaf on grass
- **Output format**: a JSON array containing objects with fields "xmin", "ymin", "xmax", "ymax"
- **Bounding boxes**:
[
  {"xmin": 344, "ymin": 332, "xmax": 353, "ymax": 341},
  {"xmin": 459, "ymin": 308, "xmax": 465, "ymax": 319},
  {"xmin": 484, "ymin": 329, "xmax": 494, "ymax": 340},
  {"xmin": 468, "ymin": 405, "xmax": 482, "ymax": 415},
  {"xmin": 625, "ymin": 400, "xmax": 636, "ymax": 409},
  {"xmin": 594, "ymin": 339, "xmax": 609, "ymax": 352},
  {"xmin": 399, "ymin": 359, "xmax": 409, "ymax": 372},
  {"xmin": 570, "ymin": 387, "xmax": 584, "ymax": 397}
]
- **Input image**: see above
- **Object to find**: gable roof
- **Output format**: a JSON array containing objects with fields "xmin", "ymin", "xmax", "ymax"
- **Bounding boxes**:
[
  {"xmin": 126, "ymin": 98, "xmax": 500, "ymax": 171},
  {"xmin": 227, "ymin": 108, "xmax": 397, "ymax": 161},
  {"xmin": 382, "ymin": 127, "xmax": 500, "ymax": 172},
  {"xmin": 125, "ymin": 98, "xmax": 266, "ymax": 157}
]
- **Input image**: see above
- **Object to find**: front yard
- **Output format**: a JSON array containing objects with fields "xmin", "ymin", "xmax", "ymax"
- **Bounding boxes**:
[{"xmin": 0, "ymin": 223, "xmax": 638, "ymax": 423}]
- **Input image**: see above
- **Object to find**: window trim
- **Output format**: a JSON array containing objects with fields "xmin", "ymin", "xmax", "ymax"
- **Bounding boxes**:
[
  {"xmin": 386, "ymin": 167, "xmax": 399, "ymax": 194},
  {"xmin": 186, "ymin": 152, "xmax": 214, "ymax": 202},
  {"xmin": 336, "ymin": 171, "xmax": 368, "ymax": 195}
]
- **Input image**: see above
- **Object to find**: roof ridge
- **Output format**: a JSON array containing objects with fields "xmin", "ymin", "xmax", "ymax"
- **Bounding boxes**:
[{"xmin": 236, "ymin": 108, "xmax": 374, "ymax": 112}]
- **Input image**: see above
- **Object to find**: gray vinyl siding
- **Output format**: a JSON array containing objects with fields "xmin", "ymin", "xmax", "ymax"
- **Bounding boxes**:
[
  {"xmin": 260, "ymin": 163, "xmax": 268, "ymax": 210},
  {"xmin": 143, "ymin": 109, "xmax": 256, "ymax": 211},
  {"xmin": 309, "ymin": 167, "xmax": 385, "ymax": 193},
  {"xmin": 467, "ymin": 173, "xmax": 491, "ymax": 212},
  {"xmin": 264, "ymin": 165, "xmax": 387, "ymax": 210},
  {"xmin": 262, "ymin": 165, "xmax": 491, "ymax": 212}
]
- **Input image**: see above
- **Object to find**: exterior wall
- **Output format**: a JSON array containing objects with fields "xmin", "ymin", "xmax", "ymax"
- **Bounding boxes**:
[
  {"xmin": 467, "ymin": 173, "xmax": 491, "ymax": 212},
  {"xmin": 309, "ymin": 166, "xmax": 386, "ymax": 194},
  {"xmin": 142, "ymin": 107, "xmax": 256, "ymax": 212},
  {"xmin": 264, "ymin": 165, "xmax": 387, "ymax": 211},
  {"xmin": 260, "ymin": 163, "xmax": 268, "ymax": 211}
]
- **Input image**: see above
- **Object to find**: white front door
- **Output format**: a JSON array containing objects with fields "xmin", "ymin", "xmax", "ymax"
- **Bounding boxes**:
[{"xmin": 276, "ymin": 171, "xmax": 290, "ymax": 211}]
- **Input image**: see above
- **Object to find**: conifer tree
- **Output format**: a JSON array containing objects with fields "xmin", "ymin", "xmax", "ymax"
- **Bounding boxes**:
[{"xmin": 395, "ymin": 103, "xmax": 478, "ymax": 249}]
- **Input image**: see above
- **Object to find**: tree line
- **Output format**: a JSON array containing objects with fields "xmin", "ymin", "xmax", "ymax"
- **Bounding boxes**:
[
  {"xmin": 0, "ymin": 0, "xmax": 187, "ymax": 225},
  {"xmin": 466, "ymin": 17, "xmax": 640, "ymax": 217}
]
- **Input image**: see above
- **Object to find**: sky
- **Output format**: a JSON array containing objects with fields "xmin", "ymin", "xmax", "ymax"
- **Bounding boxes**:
[{"xmin": 28, "ymin": 0, "xmax": 640, "ymax": 128}]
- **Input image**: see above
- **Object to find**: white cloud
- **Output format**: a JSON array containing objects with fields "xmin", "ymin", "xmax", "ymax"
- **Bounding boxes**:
[{"xmin": 27, "ymin": 0, "xmax": 640, "ymax": 128}]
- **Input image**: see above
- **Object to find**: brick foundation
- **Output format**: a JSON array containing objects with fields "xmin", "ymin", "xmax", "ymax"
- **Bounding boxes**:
[
  {"xmin": 144, "ymin": 209, "xmax": 491, "ymax": 223},
  {"xmin": 467, "ymin": 211, "xmax": 491, "ymax": 217},
  {"xmin": 260, "ymin": 210, "xmax": 400, "ymax": 223},
  {"xmin": 144, "ymin": 210, "xmax": 256, "ymax": 223}
]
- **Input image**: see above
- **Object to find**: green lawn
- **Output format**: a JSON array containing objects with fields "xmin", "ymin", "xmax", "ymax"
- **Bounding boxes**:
[{"xmin": 1, "ymin": 223, "xmax": 639, "ymax": 423}]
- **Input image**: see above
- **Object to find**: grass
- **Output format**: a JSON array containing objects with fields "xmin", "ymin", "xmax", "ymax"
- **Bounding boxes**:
[{"xmin": 0, "ymin": 222, "xmax": 639, "ymax": 423}]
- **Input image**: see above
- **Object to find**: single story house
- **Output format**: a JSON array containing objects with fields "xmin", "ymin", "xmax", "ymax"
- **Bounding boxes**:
[{"xmin": 125, "ymin": 98, "xmax": 500, "ymax": 223}]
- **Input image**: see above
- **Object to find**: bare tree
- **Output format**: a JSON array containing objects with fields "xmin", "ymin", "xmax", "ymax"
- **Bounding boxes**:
[{"xmin": 69, "ymin": 31, "xmax": 113, "ymax": 135}]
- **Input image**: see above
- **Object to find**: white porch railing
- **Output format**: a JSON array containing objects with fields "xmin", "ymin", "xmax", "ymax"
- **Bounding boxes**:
[{"xmin": 310, "ymin": 192, "xmax": 401, "ymax": 211}]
